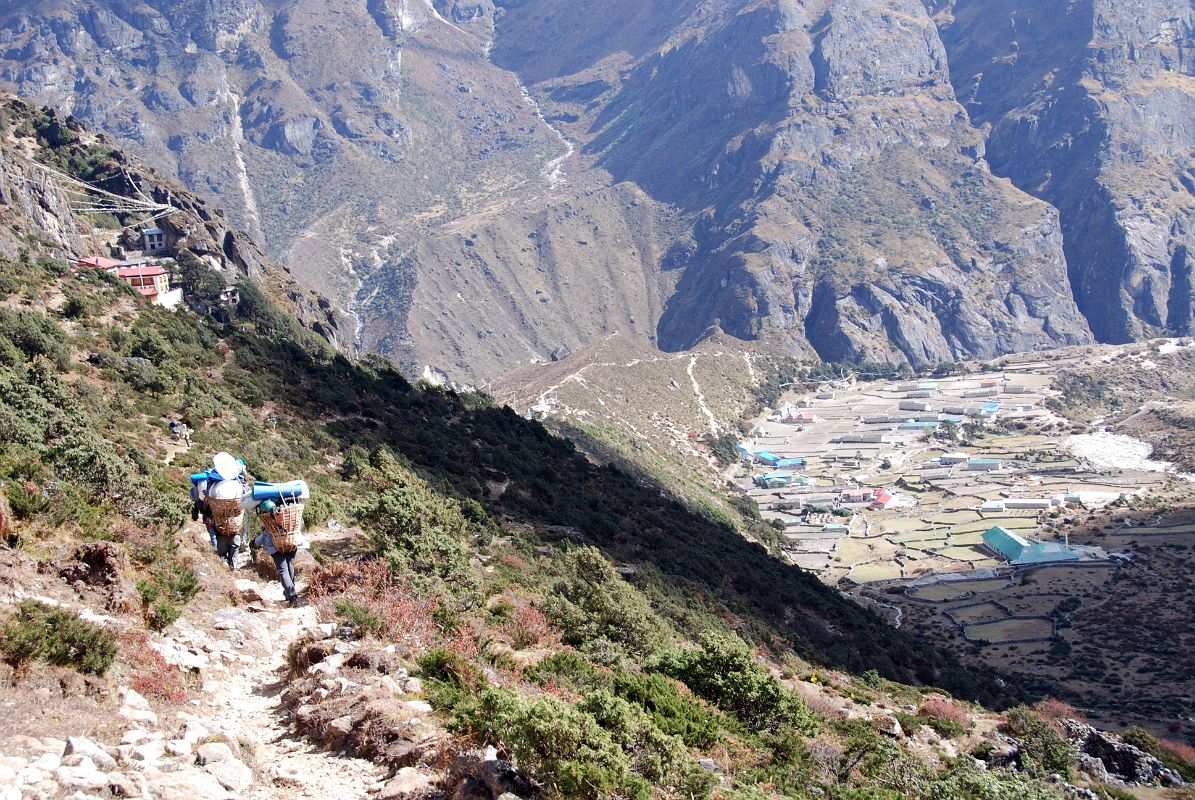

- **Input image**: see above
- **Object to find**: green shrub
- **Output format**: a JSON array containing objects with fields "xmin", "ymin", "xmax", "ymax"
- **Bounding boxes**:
[
  {"xmin": 1120, "ymin": 727, "xmax": 1195, "ymax": 782},
  {"xmin": 526, "ymin": 651, "xmax": 601, "ymax": 691},
  {"xmin": 611, "ymin": 670, "xmax": 730, "ymax": 748},
  {"xmin": 648, "ymin": 632, "xmax": 818, "ymax": 736},
  {"xmin": 1001, "ymin": 706, "xmax": 1075, "ymax": 779},
  {"xmin": 0, "ymin": 308, "xmax": 70, "ymax": 369},
  {"xmin": 333, "ymin": 598, "xmax": 381, "ymax": 636},
  {"xmin": 545, "ymin": 546, "xmax": 673, "ymax": 662},
  {"xmin": 136, "ymin": 559, "xmax": 200, "ymax": 632},
  {"xmin": 449, "ymin": 686, "xmax": 713, "ymax": 800},
  {"xmin": 418, "ymin": 647, "xmax": 486, "ymax": 709},
  {"xmin": 923, "ymin": 761, "xmax": 1068, "ymax": 799},
  {"xmin": 355, "ymin": 453, "xmax": 480, "ymax": 599},
  {"xmin": 0, "ymin": 600, "xmax": 117, "ymax": 675}
]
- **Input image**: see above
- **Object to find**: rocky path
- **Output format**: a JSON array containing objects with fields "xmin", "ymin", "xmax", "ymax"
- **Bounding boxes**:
[
  {"xmin": 201, "ymin": 572, "xmax": 389, "ymax": 800},
  {"xmin": 2, "ymin": 526, "xmax": 391, "ymax": 800}
]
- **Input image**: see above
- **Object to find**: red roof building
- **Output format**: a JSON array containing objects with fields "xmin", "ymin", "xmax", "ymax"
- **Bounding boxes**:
[
  {"xmin": 870, "ymin": 489, "xmax": 895, "ymax": 510},
  {"xmin": 76, "ymin": 256, "xmax": 126, "ymax": 271},
  {"xmin": 116, "ymin": 265, "xmax": 171, "ymax": 298}
]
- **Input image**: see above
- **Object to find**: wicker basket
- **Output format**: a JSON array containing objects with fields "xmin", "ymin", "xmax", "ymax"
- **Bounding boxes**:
[
  {"xmin": 207, "ymin": 497, "xmax": 245, "ymax": 537},
  {"xmin": 263, "ymin": 503, "xmax": 303, "ymax": 554}
]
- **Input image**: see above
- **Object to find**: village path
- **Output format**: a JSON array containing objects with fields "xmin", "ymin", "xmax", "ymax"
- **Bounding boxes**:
[{"xmin": 189, "ymin": 524, "xmax": 388, "ymax": 800}]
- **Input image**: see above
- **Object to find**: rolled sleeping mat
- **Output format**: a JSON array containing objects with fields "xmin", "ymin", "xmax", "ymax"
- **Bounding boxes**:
[{"xmin": 251, "ymin": 480, "xmax": 310, "ymax": 503}]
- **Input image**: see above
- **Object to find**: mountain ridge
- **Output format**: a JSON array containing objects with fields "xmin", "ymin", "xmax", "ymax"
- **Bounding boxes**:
[{"xmin": 17, "ymin": 0, "xmax": 1195, "ymax": 382}]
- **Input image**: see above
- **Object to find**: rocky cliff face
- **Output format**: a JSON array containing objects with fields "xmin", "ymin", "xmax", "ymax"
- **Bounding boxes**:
[
  {"xmin": 0, "ymin": 95, "xmax": 350, "ymax": 346},
  {"xmin": 0, "ymin": 0, "xmax": 1144, "ymax": 381},
  {"xmin": 494, "ymin": 0, "xmax": 1092, "ymax": 365},
  {"xmin": 927, "ymin": 0, "xmax": 1195, "ymax": 342}
]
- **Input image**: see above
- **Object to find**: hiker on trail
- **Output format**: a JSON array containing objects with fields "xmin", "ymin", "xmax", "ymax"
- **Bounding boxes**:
[
  {"xmin": 251, "ymin": 500, "xmax": 308, "ymax": 607},
  {"xmin": 191, "ymin": 452, "xmax": 252, "ymax": 569}
]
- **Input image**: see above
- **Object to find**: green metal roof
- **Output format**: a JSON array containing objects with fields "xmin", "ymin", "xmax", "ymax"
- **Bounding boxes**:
[
  {"xmin": 982, "ymin": 526, "xmax": 1029, "ymax": 561},
  {"xmin": 983, "ymin": 526, "xmax": 1084, "ymax": 565}
]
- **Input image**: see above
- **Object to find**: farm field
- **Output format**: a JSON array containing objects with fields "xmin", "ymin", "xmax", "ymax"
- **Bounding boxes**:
[
  {"xmin": 965, "ymin": 617, "xmax": 1054, "ymax": 642},
  {"xmin": 908, "ymin": 578, "xmax": 1011, "ymax": 602}
]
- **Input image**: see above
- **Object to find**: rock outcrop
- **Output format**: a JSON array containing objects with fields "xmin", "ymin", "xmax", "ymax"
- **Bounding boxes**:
[
  {"xmin": 928, "ymin": 0, "xmax": 1195, "ymax": 343},
  {"xmin": 1064, "ymin": 720, "xmax": 1185, "ymax": 787}
]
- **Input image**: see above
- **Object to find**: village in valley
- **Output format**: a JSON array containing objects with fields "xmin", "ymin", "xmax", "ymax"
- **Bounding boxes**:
[
  {"xmin": 734, "ymin": 346, "xmax": 1194, "ymax": 640},
  {"xmin": 727, "ymin": 342, "xmax": 1195, "ymax": 727}
]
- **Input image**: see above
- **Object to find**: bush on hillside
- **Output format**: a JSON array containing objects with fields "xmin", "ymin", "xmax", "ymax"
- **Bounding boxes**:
[
  {"xmin": 545, "ymin": 546, "xmax": 673, "ymax": 663},
  {"xmin": 1121, "ymin": 727, "xmax": 1195, "ymax": 782},
  {"xmin": 649, "ymin": 632, "xmax": 818, "ymax": 736},
  {"xmin": 355, "ymin": 451, "xmax": 480, "ymax": 599},
  {"xmin": 0, "ymin": 600, "xmax": 117, "ymax": 676},
  {"xmin": 448, "ymin": 686, "xmax": 714, "ymax": 800},
  {"xmin": 611, "ymin": 670, "xmax": 730, "ymax": 748},
  {"xmin": 1000, "ymin": 706, "xmax": 1075, "ymax": 779},
  {"xmin": 0, "ymin": 307, "xmax": 70, "ymax": 369}
]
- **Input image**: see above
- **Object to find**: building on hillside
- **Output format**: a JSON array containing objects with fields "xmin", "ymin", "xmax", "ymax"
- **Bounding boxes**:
[
  {"xmin": 756, "ymin": 452, "xmax": 807, "ymax": 469},
  {"xmin": 966, "ymin": 388, "xmax": 999, "ymax": 398},
  {"xmin": 834, "ymin": 433, "xmax": 889, "ymax": 444},
  {"xmin": 116, "ymin": 265, "xmax": 182, "ymax": 309},
  {"xmin": 840, "ymin": 488, "xmax": 877, "ymax": 504},
  {"xmin": 900, "ymin": 400, "xmax": 933, "ymax": 412},
  {"xmin": 940, "ymin": 452, "xmax": 969, "ymax": 465},
  {"xmin": 141, "ymin": 227, "xmax": 168, "ymax": 254},
  {"xmin": 76, "ymin": 256, "xmax": 125, "ymax": 272},
  {"xmin": 979, "ymin": 500, "xmax": 1007, "ymax": 513},
  {"xmin": 899, "ymin": 421, "xmax": 939, "ymax": 431},
  {"xmin": 981, "ymin": 526, "xmax": 1085, "ymax": 565},
  {"xmin": 1005, "ymin": 385, "xmax": 1029, "ymax": 394},
  {"xmin": 1004, "ymin": 498, "xmax": 1057, "ymax": 510}
]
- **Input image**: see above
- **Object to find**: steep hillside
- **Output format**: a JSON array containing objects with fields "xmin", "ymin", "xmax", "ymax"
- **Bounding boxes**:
[
  {"xmin": 927, "ymin": 0, "xmax": 1195, "ymax": 342},
  {"xmin": 0, "ymin": 0, "xmax": 1111, "ymax": 384}
]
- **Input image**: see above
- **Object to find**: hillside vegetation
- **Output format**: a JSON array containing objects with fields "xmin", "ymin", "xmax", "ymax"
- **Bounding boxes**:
[{"xmin": 0, "ymin": 250, "xmax": 1116, "ymax": 798}]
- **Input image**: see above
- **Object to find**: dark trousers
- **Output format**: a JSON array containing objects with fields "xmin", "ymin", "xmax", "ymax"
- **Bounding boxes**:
[
  {"xmin": 215, "ymin": 534, "xmax": 238, "ymax": 569},
  {"xmin": 272, "ymin": 551, "xmax": 297, "ymax": 601}
]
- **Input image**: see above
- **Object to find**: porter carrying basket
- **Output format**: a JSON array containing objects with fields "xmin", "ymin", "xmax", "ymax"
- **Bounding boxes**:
[
  {"xmin": 207, "ymin": 497, "xmax": 245, "ymax": 537},
  {"xmin": 263, "ymin": 503, "xmax": 303, "ymax": 554}
]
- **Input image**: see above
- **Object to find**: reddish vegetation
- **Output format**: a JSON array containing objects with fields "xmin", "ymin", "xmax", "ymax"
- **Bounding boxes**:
[
  {"xmin": 307, "ymin": 561, "xmax": 441, "ymax": 652},
  {"xmin": 918, "ymin": 697, "xmax": 969, "ymax": 726},
  {"xmin": 121, "ymin": 631, "xmax": 187, "ymax": 703},
  {"xmin": 501, "ymin": 603, "xmax": 556, "ymax": 650},
  {"xmin": 1160, "ymin": 739, "xmax": 1195, "ymax": 768},
  {"xmin": 1033, "ymin": 697, "xmax": 1086, "ymax": 723}
]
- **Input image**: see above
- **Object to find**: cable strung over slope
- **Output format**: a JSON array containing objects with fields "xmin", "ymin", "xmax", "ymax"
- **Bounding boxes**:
[{"xmin": 29, "ymin": 160, "xmax": 178, "ymax": 229}]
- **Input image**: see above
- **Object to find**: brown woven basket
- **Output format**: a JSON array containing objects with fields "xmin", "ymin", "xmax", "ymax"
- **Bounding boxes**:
[
  {"xmin": 207, "ymin": 497, "xmax": 245, "ymax": 537},
  {"xmin": 263, "ymin": 503, "xmax": 303, "ymax": 554}
]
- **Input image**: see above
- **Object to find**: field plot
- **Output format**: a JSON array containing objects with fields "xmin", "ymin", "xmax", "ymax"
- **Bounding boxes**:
[
  {"xmin": 1020, "ymin": 565, "xmax": 1115, "ymax": 593},
  {"xmin": 908, "ymin": 578, "xmax": 1011, "ymax": 602},
  {"xmin": 936, "ymin": 545, "xmax": 992, "ymax": 562},
  {"xmin": 945, "ymin": 602, "xmax": 1007, "ymax": 625},
  {"xmin": 964, "ymin": 617, "xmax": 1054, "ymax": 642},
  {"xmin": 849, "ymin": 561, "xmax": 904, "ymax": 582},
  {"xmin": 1000, "ymin": 594, "xmax": 1071, "ymax": 616}
]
